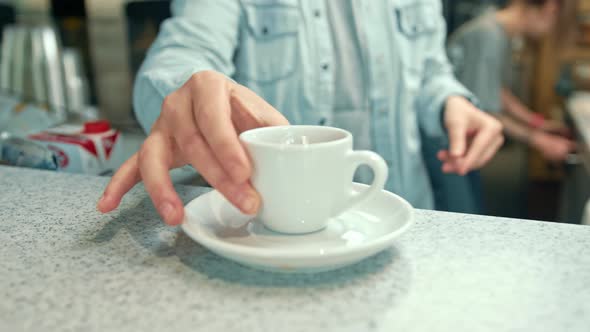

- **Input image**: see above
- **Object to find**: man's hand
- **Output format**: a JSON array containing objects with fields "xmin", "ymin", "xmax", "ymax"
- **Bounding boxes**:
[
  {"xmin": 97, "ymin": 70, "xmax": 289, "ymax": 225},
  {"xmin": 438, "ymin": 96, "xmax": 505, "ymax": 175},
  {"xmin": 530, "ymin": 131, "xmax": 576, "ymax": 162}
]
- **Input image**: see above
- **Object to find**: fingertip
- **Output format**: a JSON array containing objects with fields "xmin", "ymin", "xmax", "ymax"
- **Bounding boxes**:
[
  {"xmin": 441, "ymin": 163, "xmax": 452, "ymax": 173},
  {"xmin": 450, "ymin": 146, "xmax": 464, "ymax": 158},
  {"xmin": 168, "ymin": 207, "xmax": 185, "ymax": 226},
  {"xmin": 453, "ymin": 161, "xmax": 465, "ymax": 175},
  {"xmin": 96, "ymin": 202, "xmax": 109, "ymax": 213},
  {"xmin": 96, "ymin": 194, "xmax": 117, "ymax": 213},
  {"xmin": 159, "ymin": 201, "xmax": 185, "ymax": 226},
  {"xmin": 96, "ymin": 202, "xmax": 106, "ymax": 213},
  {"xmin": 459, "ymin": 166, "xmax": 469, "ymax": 176},
  {"xmin": 96, "ymin": 195, "xmax": 106, "ymax": 212},
  {"xmin": 237, "ymin": 190, "xmax": 260, "ymax": 215}
]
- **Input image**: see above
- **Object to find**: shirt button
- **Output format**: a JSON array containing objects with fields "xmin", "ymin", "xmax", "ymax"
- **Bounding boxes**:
[
  {"xmin": 314, "ymin": 10, "xmax": 321, "ymax": 18},
  {"xmin": 321, "ymin": 63, "xmax": 329, "ymax": 71},
  {"xmin": 318, "ymin": 118, "xmax": 327, "ymax": 125},
  {"xmin": 261, "ymin": 26, "xmax": 269, "ymax": 35}
]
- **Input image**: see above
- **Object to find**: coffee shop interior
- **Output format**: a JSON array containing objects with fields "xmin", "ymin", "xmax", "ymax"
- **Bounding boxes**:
[
  {"xmin": 2, "ymin": 0, "xmax": 590, "ymax": 224},
  {"xmin": 2, "ymin": 0, "xmax": 590, "ymax": 330}
]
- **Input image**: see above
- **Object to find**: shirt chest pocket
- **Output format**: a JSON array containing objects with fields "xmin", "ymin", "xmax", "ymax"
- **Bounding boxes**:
[
  {"xmin": 393, "ymin": 1, "xmax": 436, "ymax": 89},
  {"xmin": 236, "ymin": 1, "xmax": 300, "ymax": 83}
]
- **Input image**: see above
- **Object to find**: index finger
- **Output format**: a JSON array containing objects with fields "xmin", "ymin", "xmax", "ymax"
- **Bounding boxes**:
[{"xmin": 97, "ymin": 153, "xmax": 141, "ymax": 213}]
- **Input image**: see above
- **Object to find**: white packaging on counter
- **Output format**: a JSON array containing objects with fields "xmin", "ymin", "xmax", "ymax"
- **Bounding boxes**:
[{"xmin": 28, "ymin": 120, "xmax": 123, "ymax": 175}]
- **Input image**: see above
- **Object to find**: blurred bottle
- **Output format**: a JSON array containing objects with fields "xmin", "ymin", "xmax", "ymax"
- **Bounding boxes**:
[
  {"xmin": 0, "ymin": 25, "xmax": 65, "ymax": 135},
  {"xmin": 62, "ymin": 47, "xmax": 97, "ymax": 120},
  {"xmin": 50, "ymin": 0, "xmax": 96, "ymax": 104},
  {"xmin": 0, "ymin": 132, "xmax": 59, "ymax": 171}
]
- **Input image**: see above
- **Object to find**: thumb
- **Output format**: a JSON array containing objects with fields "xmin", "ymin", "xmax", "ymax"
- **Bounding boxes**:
[{"xmin": 446, "ymin": 116, "xmax": 468, "ymax": 157}]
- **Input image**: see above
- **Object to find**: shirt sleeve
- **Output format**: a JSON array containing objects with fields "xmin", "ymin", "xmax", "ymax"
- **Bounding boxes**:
[
  {"xmin": 415, "ymin": 2, "xmax": 476, "ymax": 140},
  {"xmin": 133, "ymin": 0, "xmax": 241, "ymax": 133},
  {"xmin": 447, "ymin": 26, "xmax": 504, "ymax": 115}
]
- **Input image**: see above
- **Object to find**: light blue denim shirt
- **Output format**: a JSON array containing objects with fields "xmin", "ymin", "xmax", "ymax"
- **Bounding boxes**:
[{"xmin": 134, "ymin": 0, "xmax": 473, "ymax": 209}]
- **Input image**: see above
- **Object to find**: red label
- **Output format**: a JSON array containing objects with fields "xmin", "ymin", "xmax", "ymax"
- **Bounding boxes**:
[
  {"xmin": 29, "ymin": 132, "xmax": 98, "ymax": 157},
  {"xmin": 102, "ymin": 131, "xmax": 119, "ymax": 159}
]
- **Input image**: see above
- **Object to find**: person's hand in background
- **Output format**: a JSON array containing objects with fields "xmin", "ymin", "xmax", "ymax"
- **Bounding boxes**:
[
  {"xmin": 530, "ymin": 130, "xmax": 576, "ymax": 162},
  {"xmin": 97, "ymin": 70, "xmax": 289, "ymax": 226},
  {"xmin": 539, "ymin": 119, "xmax": 572, "ymax": 138},
  {"xmin": 438, "ymin": 96, "xmax": 505, "ymax": 175}
]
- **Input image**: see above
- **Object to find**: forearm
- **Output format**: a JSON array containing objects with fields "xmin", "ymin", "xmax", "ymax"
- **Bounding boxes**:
[
  {"xmin": 495, "ymin": 113, "xmax": 532, "ymax": 143},
  {"xmin": 500, "ymin": 88, "xmax": 537, "ymax": 125},
  {"xmin": 133, "ymin": 0, "xmax": 241, "ymax": 133},
  {"xmin": 416, "ymin": 2, "xmax": 475, "ymax": 139}
]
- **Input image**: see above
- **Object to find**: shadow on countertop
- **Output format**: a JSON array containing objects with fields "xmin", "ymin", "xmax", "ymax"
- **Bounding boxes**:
[
  {"xmin": 89, "ymin": 192, "xmax": 413, "ymax": 289},
  {"xmin": 175, "ymin": 231, "xmax": 405, "ymax": 288}
]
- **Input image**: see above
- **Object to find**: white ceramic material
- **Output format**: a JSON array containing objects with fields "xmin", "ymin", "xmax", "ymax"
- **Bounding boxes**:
[
  {"xmin": 239, "ymin": 126, "xmax": 388, "ymax": 234},
  {"xmin": 181, "ymin": 183, "xmax": 414, "ymax": 273}
]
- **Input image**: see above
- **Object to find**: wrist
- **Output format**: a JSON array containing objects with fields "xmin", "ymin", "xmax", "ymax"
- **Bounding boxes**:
[
  {"xmin": 529, "ymin": 130, "xmax": 545, "ymax": 147},
  {"xmin": 529, "ymin": 113, "xmax": 546, "ymax": 129},
  {"xmin": 443, "ymin": 95, "xmax": 469, "ymax": 122},
  {"xmin": 445, "ymin": 95, "xmax": 468, "ymax": 109}
]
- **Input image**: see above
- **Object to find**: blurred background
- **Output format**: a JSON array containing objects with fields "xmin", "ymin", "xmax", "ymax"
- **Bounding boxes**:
[{"xmin": 0, "ymin": 0, "xmax": 589, "ymax": 224}]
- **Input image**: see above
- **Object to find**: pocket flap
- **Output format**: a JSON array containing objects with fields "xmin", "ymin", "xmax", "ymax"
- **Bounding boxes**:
[
  {"xmin": 396, "ymin": 3, "xmax": 436, "ymax": 37},
  {"xmin": 244, "ymin": 4, "xmax": 299, "ymax": 38}
]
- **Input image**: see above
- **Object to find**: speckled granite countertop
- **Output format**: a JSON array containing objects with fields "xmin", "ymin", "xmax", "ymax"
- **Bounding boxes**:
[{"xmin": 1, "ymin": 166, "xmax": 589, "ymax": 332}]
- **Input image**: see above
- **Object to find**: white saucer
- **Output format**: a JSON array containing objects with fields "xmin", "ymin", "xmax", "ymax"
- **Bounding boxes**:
[{"xmin": 181, "ymin": 183, "xmax": 414, "ymax": 273}]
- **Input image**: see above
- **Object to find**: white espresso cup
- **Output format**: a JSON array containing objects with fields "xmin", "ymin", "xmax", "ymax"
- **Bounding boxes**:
[{"xmin": 239, "ymin": 125, "xmax": 388, "ymax": 234}]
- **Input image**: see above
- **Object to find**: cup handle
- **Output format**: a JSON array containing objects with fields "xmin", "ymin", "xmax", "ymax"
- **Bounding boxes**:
[{"xmin": 336, "ymin": 150, "xmax": 388, "ymax": 215}]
